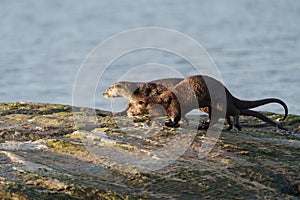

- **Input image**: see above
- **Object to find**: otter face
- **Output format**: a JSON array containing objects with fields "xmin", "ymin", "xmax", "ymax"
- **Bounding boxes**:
[
  {"xmin": 103, "ymin": 82, "xmax": 140, "ymax": 99},
  {"xmin": 103, "ymin": 82, "xmax": 126, "ymax": 98},
  {"xmin": 127, "ymin": 98, "xmax": 166, "ymax": 117},
  {"xmin": 127, "ymin": 99, "xmax": 150, "ymax": 117}
]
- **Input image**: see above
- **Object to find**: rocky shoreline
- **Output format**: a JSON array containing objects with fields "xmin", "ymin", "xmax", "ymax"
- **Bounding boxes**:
[{"xmin": 0, "ymin": 102, "xmax": 299, "ymax": 199}]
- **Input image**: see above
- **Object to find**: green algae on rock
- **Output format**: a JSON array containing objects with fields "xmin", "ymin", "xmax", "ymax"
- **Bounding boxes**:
[{"xmin": 0, "ymin": 102, "xmax": 299, "ymax": 199}]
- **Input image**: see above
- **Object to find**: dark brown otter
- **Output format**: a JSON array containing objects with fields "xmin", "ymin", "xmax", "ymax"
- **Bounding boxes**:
[{"xmin": 135, "ymin": 75, "xmax": 288, "ymax": 131}]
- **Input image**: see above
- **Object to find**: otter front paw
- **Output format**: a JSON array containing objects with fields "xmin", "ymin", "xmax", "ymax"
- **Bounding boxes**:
[
  {"xmin": 165, "ymin": 120, "xmax": 179, "ymax": 128},
  {"xmin": 198, "ymin": 120, "xmax": 210, "ymax": 130}
]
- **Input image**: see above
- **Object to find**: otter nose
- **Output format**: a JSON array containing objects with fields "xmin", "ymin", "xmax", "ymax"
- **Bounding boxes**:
[{"xmin": 103, "ymin": 91, "xmax": 108, "ymax": 97}]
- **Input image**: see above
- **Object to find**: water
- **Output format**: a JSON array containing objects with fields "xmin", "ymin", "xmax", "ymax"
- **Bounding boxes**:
[{"xmin": 0, "ymin": 0, "xmax": 299, "ymax": 114}]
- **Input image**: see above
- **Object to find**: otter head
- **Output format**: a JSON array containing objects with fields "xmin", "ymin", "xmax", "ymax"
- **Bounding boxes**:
[
  {"xmin": 127, "ymin": 96, "xmax": 167, "ymax": 117},
  {"xmin": 103, "ymin": 82, "xmax": 124, "ymax": 98},
  {"xmin": 127, "ymin": 98, "xmax": 151, "ymax": 117},
  {"xmin": 103, "ymin": 82, "xmax": 140, "ymax": 99}
]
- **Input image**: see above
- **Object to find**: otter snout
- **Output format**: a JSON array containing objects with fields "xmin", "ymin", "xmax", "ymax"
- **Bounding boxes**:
[{"xmin": 103, "ymin": 90, "xmax": 110, "ymax": 98}]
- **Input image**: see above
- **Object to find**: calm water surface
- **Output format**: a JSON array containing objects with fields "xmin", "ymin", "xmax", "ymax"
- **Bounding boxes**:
[{"xmin": 0, "ymin": 0, "xmax": 299, "ymax": 114}]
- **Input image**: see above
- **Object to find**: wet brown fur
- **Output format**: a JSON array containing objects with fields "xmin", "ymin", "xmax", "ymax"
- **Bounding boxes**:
[{"xmin": 136, "ymin": 75, "xmax": 288, "ymax": 131}]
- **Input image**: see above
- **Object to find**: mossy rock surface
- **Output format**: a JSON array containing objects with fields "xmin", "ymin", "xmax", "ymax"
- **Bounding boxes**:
[{"xmin": 0, "ymin": 102, "xmax": 299, "ymax": 199}]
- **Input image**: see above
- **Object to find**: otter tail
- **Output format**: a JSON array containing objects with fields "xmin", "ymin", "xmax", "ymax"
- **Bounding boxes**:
[
  {"xmin": 234, "ymin": 98, "xmax": 288, "ymax": 121},
  {"xmin": 240, "ymin": 109, "xmax": 287, "ymax": 131}
]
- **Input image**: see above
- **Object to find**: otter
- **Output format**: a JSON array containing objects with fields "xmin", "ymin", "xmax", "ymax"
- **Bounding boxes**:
[{"xmin": 133, "ymin": 75, "xmax": 288, "ymax": 131}]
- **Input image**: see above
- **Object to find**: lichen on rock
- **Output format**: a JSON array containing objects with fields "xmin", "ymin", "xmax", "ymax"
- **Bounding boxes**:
[{"xmin": 0, "ymin": 102, "xmax": 299, "ymax": 199}]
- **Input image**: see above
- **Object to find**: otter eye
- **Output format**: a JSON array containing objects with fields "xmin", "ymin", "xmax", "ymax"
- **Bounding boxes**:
[{"xmin": 138, "ymin": 100, "xmax": 144, "ymax": 105}]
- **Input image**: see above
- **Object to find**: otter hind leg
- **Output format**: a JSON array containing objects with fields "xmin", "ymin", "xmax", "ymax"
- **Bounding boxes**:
[
  {"xmin": 225, "ymin": 116, "xmax": 233, "ymax": 131},
  {"xmin": 233, "ymin": 115, "xmax": 242, "ymax": 131},
  {"xmin": 227, "ymin": 105, "xmax": 242, "ymax": 131}
]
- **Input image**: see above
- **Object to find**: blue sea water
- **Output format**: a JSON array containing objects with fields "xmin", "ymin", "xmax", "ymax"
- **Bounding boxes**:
[{"xmin": 0, "ymin": 0, "xmax": 299, "ymax": 114}]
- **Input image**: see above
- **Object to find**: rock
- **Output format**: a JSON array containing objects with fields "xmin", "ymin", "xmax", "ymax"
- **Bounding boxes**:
[{"xmin": 0, "ymin": 102, "xmax": 299, "ymax": 199}]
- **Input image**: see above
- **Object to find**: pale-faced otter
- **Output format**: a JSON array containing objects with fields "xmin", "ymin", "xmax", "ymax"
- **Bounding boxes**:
[{"xmin": 133, "ymin": 75, "xmax": 288, "ymax": 131}]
